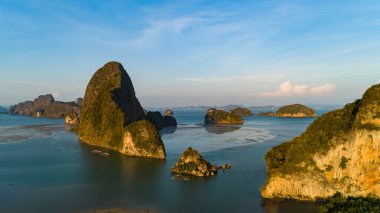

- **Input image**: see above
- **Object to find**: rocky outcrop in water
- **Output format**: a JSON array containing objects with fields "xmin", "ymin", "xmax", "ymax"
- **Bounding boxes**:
[
  {"xmin": 258, "ymin": 111, "xmax": 275, "ymax": 117},
  {"xmin": 204, "ymin": 108, "xmax": 243, "ymax": 124},
  {"xmin": 146, "ymin": 111, "xmax": 177, "ymax": 130},
  {"xmin": 65, "ymin": 111, "xmax": 80, "ymax": 125},
  {"xmin": 230, "ymin": 107, "xmax": 253, "ymax": 117},
  {"xmin": 261, "ymin": 83, "xmax": 380, "ymax": 200},
  {"xmin": 171, "ymin": 147, "xmax": 217, "ymax": 177},
  {"xmin": 275, "ymin": 104, "xmax": 316, "ymax": 118},
  {"xmin": 164, "ymin": 109, "xmax": 174, "ymax": 116},
  {"xmin": 78, "ymin": 61, "xmax": 165, "ymax": 159},
  {"xmin": 10, "ymin": 94, "xmax": 81, "ymax": 118}
]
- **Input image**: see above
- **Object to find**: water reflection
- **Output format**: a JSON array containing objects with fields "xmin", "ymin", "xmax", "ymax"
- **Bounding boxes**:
[
  {"xmin": 0, "ymin": 124, "xmax": 64, "ymax": 143},
  {"xmin": 204, "ymin": 124, "xmax": 241, "ymax": 134},
  {"xmin": 260, "ymin": 198, "xmax": 319, "ymax": 213},
  {"xmin": 159, "ymin": 126, "xmax": 177, "ymax": 135},
  {"xmin": 77, "ymin": 143, "xmax": 167, "ymax": 210}
]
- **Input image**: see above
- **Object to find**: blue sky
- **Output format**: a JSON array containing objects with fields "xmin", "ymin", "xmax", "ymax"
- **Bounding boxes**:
[{"xmin": 1, "ymin": 0, "xmax": 379, "ymax": 107}]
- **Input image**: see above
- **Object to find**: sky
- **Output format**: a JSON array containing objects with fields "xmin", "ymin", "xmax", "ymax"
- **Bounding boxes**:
[{"xmin": 1, "ymin": 0, "xmax": 380, "ymax": 107}]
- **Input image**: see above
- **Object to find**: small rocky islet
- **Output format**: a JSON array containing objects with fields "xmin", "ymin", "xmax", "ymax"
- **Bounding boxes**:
[
  {"xmin": 275, "ymin": 104, "xmax": 316, "ymax": 118},
  {"xmin": 146, "ymin": 111, "xmax": 177, "ymax": 130},
  {"xmin": 204, "ymin": 108, "xmax": 244, "ymax": 124},
  {"xmin": 171, "ymin": 147, "xmax": 218, "ymax": 177},
  {"xmin": 230, "ymin": 107, "xmax": 253, "ymax": 117}
]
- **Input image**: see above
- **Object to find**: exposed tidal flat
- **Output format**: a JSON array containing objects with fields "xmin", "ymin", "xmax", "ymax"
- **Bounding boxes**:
[{"xmin": 0, "ymin": 110, "xmax": 328, "ymax": 213}]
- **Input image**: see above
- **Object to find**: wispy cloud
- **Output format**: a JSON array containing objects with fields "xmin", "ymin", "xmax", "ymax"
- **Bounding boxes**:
[
  {"xmin": 176, "ymin": 74, "xmax": 283, "ymax": 83},
  {"xmin": 258, "ymin": 81, "xmax": 335, "ymax": 97},
  {"xmin": 309, "ymin": 83, "xmax": 335, "ymax": 96}
]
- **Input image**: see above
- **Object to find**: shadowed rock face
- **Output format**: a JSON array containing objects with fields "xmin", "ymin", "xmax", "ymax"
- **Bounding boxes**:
[
  {"xmin": 146, "ymin": 111, "xmax": 177, "ymax": 130},
  {"xmin": 275, "ymin": 104, "xmax": 316, "ymax": 118},
  {"xmin": 171, "ymin": 147, "xmax": 217, "ymax": 177},
  {"xmin": 78, "ymin": 61, "xmax": 165, "ymax": 159},
  {"xmin": 10, "ymin": 94, "xmax": 81, "ymax": 118},
  {"xmin": 262, "ymin": 83, "xmax": 380, "ymax": 200},
  {"xmin": 204, "ymin": 108, "xmax": 244, "ymax": 124}
]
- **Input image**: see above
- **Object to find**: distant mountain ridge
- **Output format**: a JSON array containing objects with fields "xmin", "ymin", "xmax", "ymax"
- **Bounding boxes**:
[
  {"xmin": 146, "ymin": 104, "xmax": 341, "ymax": 112},
  {"xmin": 10, "ymin": 94, "xmax": 82, "ymax": 118}
]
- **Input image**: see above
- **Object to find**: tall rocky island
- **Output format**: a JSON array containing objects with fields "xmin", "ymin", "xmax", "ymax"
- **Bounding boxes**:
[
  {"xmin": 262, "ymin": 83, "xmax": 380, "ymax": 200},
  {"xmin": 78, "ymin": 61, "xmax": 165, "ymax": 159}
]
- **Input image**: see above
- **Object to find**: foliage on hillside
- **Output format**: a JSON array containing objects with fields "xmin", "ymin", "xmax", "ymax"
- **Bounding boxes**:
[
  {"xmin": 124, "ymin": 120, "xmax": 165, "ymax": 158},
  {"xmin": 78, "ymin": 62, "xmax": 145, "ymax": 149},
  {"xmin": 265, "ymin": 81, "xmax": 380, "ymax": 175},
  {"xmin": 275, "ymin": 104, "xmax": 316, "ymax": 116},
  {"xmin": 230, "ymin": 107, "xmax": 253, "ymax": 116},
  {"xmin": 318, "ymin": 192, "xmax": 380, "ymax": 213},
  {"xmin": 205, "ymin": 109, "xmax": 244, "ymax": 124}
]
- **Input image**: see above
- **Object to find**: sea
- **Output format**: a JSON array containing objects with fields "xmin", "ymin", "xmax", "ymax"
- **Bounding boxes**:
[{"xmin": 0, "ymin": 110, "xmax": 331, "ymax": 213}]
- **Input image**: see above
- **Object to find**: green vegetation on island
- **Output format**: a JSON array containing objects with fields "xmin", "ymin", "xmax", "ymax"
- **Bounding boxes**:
[
  {"xmin": 78, "ymin": 61, "xmax": 165, "ymax": 159},
  {"xmin": 258, "ymin": 111, "xmax": 275, "ymax": 117},
  {"xmin": 262, "ymin": 83, "xmax": 380, "ymax": 199},
  {"xmin": 204, "ymin": 108, "xmax": 244, "ymax": 124},
  {"xmin": 230, "ymin": 107, "xmax": 253, "ymax": 117},
  {"xmin": 318, "ymin": 192, "xmax": 380, "ymax": 213},
  {"xmin": 171, "ymin": 147, "xmax": 217, "ymax": 177},
  {"xmin": 275, "ymin": 104, "xmax": 316, "ymax": 117}
]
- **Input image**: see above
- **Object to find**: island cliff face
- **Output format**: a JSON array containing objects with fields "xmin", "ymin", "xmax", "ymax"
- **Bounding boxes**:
[
  {"xmin": 261, "ymin": 83, "xmax": 380, "ymax": 200},
  {"xmin": 78, "ymin": 61, "xmax": 165, "ymax": 159},
  {"xmin": 205, "ymin": 108, "xmax": 244, "ymax": 124},
  {"xmin": 275, "ymin": 104, "xmax": 316, "ymax": 118},
  {"xmin": 10, "ymin": 94, "xmax": 81, "ymax": 118}
]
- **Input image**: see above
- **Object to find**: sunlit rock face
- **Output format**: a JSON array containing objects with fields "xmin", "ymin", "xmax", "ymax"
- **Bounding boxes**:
[
  {"xmin": 262, "ymin": 83, "xmax": 380, "ymax": 200},
  {"xmin": 164, "ymin": 109, "xmax": 174, "ymax": 116},
  {"xmin": 65, "ymin": 111, "xmax": 80, "ymax": 125},
  {"xmin": 78, "ymin": 61, "xmax": 165, "ymax": 159}
]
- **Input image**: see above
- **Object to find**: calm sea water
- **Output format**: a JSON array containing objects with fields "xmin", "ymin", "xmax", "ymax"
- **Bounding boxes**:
[{"xmin": 0, "ymin": 110, "xmax": 330, "ymax": 213}]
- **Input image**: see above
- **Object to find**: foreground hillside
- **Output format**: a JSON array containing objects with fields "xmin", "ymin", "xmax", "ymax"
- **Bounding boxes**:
[{"xmin": 262, "ymin": 83, "xmax": 380, "ymax": 200}]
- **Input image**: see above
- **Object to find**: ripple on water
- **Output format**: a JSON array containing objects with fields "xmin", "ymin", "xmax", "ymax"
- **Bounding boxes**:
[
  {"xmin": 0, "ymin": 124, "xmax": 65, "ymax": 144},
  {"xmin": 161, "ymin": 124, "xmax": 275, "ymax": 154}
]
